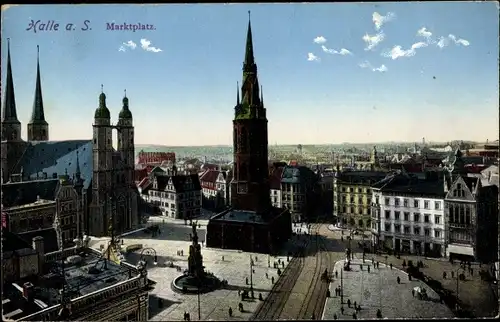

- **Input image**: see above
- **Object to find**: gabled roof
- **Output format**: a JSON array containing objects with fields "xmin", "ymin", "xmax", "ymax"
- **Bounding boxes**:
[
  {"xmin": 2, "ymin": 179, "xmax": 60, "ymax": 208},
  {"xmin": 16, "ymin": 140, "xmax": 93, "ymax": 190},
  {"xmin": 201, "ymin": 163, "xmax": 218, "ymax": 171},
  {"xmin": 151, "ymin": 173, "xmax": 201, "ymax": 193},
  {"xmin": 200, "ymin": 170, "xmax": 219, "ymax": 184},
  {"xmin": 18, "ymin": 228, "xmax": 60, "ymax": 253},
  {"xmin": 372, "ymin": 173, "xmax": 445, "ymax": 197}
]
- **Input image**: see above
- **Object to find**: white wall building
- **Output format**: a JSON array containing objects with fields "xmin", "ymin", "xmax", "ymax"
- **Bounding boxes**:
[
  {"xmin": 372, "ymin": 172, "xmax": 446, "ymax": 257},
  {"xmin": 141, "ymin": 172, "xmax": 202, "ymax": 220}
]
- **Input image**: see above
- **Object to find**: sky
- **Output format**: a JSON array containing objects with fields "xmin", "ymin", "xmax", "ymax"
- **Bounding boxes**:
[{"xmin": 1, "ymin": 3, "xmax": 498, "ymax": 146}]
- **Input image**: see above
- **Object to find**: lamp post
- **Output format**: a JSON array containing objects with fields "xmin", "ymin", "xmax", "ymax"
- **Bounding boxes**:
[
  {"xmin": 250, "ymin": 255, "xmax": 254, "ymax": 298},
  {"xmin": 340, "ymin": 262, "xmax": 344, "ymax": 309}
]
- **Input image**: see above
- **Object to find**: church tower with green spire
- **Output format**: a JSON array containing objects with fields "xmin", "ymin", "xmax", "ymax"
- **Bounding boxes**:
[
  {"xmin": 27, "ymin": 45, "xmax": 49, "ymax": 141},
  {"xmin": 1, "ymin": 39, "xmax": 27, "ymax": 183},
  {"xmin": 231, "ymin": 12, "xmax": 271, "ymax": 213}
]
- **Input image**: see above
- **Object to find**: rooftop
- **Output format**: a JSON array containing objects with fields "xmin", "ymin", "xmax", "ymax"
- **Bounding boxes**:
[
  {"xmin": 210, "ymin": 208, "xmax": 285, "ymax": 224},
  {"xmin": 2, "ymin": 179, "xmax": 60, "ymax": 208},
  {"xmin": 2, "ymin": 248, "xmax": 132, "ymax": 320}
]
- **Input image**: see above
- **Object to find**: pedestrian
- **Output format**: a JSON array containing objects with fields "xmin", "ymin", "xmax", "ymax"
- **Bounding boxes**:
[
  {"xmin": 368, "ymin": 265, "xmax": 370, "ymax": 273},
  {"xmin": 451, "ymin": 271, "xmax": 454, "ymax": 278},
  {"xmin": 443, "ymin": 271, "xmax": 447, "ymax": 279},
  {"xmin": 412, "ymin": 289, "xmax": 415, "ymax": 297},
  {"xmin": 341, "ymin": 307, "xmax": 344, "ymax": 315},
  {"xmin": 271, "ymin": 276, "xmax": 275, "ymax": 284},
  {"xmin": 390, "ymin": 263, "xmax": 393, "ymax": 269},
  {"xmin": 335, "ymin": 287, "xmax": 339, "ymax": 296},
  {"xmin": 354, "ymin": 301, "xmax": 357, "ymax": 308},
  {"xmin": 266, "ymin": 272, "xmax": 269, "ymax": 279},
  {"xmin": 377, "ymin": 261, "xmax": 379, "ymax": 269},
  {"xmin": 334, "ymin": 314, "xmax": 338, "ymax": 320},
  {"xmin": 186, "ymin": 313, "xmax": 190, "ymax": 321},
  {"xmin": 352, "ymin": 312, "xmax": 357, "ymax": 319},
  {"xmin": 222, "ymin": 255, "xmax": 224, "ymax": 261},
  {"xmin": 335, "ymin": 271, "xmax": 338, "ymax": 278},
  {"xmin": 228, "ymin": 307, "xmax": 233, "ymax": 317},
  {"xmin": 471, "ymin": 268, "xmax": 474, "ymax": 276},
  {"xmin": 347, "ymin": 299, "xmax": 351, "ymax": 308},
  {"xmin": 397, "ymin": 276, "xmax": 400, "ymax": 284}
]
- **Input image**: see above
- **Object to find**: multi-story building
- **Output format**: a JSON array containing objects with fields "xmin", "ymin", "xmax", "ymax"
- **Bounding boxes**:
[
  {"xmin": 269, "ymin": 165, "xmax": 284, "ymax": 208},
  {"xmin": 137, "ymin": 150, "xmax": 176, "ymax": 165},
  {"xmin": 141, "ymin": 169, "xmax": 202, "ymax": 220},
  {"xmin": 281, "ymin": 165, "xmax": 319, "ymax": 222},
  {"xmin": 2, "ymin": 231, "xmax": 152, "ymax": 321},
  {"xmin": 372, "ymin": 171, "xmax": 446, "ymax": 256},
  {"xmin": 333, "ymin": 169, "xmax": 387, "ymax": 230},
  {"xmin": 2, "ymin": 167, "xmax": 85, "ymax": 250},
  {"xmin": 444, "ymin": 149, "xmax": 498, "ymax": 263},
  {"xmin": 199, "ymin": 169, "xmax": 231, "ymax": 210},
  {"xmin": 317, "ymin": 171, "xmax": 335, "ymax": 216},
  {"xmin": 1, "ymin": 42, "xmax": 139, "ymax": 238}
]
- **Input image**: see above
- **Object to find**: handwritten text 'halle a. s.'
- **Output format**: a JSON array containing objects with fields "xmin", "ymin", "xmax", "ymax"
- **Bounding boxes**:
[{"xmin": 26, "ymin": 20, "xmax": 156, "ymax": 33}]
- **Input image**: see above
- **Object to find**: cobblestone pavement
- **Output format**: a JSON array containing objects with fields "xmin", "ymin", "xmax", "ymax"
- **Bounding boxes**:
[
  {"xmin": 93, "ymin": 219, "xmax": 310, "ymax": 321},
  {"xmin": 322, "ymin": 259, "xmax": 455, "ymax": 320},
  {"xmin": 368, "ymin": 252, "xmax": 498, "ymax": 317}
]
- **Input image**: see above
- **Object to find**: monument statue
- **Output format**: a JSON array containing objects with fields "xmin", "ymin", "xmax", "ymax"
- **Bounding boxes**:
[{"xmin": 188, "ymin": 221, "xmax": 204, "ymax": 278}]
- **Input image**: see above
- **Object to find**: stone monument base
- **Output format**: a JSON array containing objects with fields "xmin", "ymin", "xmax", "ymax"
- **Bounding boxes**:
[{"xmin": 171, "ymin": 273, "xmax": 221, "ymax": 294}]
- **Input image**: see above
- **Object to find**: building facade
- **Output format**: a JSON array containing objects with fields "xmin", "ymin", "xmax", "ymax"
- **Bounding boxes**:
[
  {"xmin": 2, "ymin": 232, "xmax": 151, "ymax": 321},
  {"xmin": 444, "ymin": 149, "xmax": 498, "ymax": 263},
  {"xmin": 199, "ymin": 169, "xmax": 231, "ymax": 210},
  {"xmin": 372, "ymin": 172, "xmax": 446, "ymax": 257},
  {"xmin": 141, "ymin": 171, "xmax": 202, "ymax": 220},
  {"xmin": 333, "ymin": 170, "xmax": 387, "ymax": 230},
  {"xmin": 280, "ymin": 165, "xmax": 319, "ymax": 222}
]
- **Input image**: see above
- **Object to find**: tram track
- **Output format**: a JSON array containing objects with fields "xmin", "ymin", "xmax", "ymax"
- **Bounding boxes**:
[{"xmin": 250, "ymin": 223, "xmax": 320, "ymax": 321}]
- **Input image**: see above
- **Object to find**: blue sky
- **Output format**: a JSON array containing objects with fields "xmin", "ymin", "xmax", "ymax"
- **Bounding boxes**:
[{"xmin": 1, "ymin": 3, "xmax": 498, "ymax": 146}]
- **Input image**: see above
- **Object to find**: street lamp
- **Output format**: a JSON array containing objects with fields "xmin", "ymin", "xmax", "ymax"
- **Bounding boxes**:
[
  {"xmin": 249, "ymin": 255, "xmax": 255, "ymax": 298},
  {"xmin": 139, "ymin": 247, "xmax": 158, "ymax": 266}
]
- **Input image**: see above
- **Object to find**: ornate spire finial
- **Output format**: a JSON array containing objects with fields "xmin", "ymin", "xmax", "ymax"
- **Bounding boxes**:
[
  {"xmin": 76, "ymin": 150, "xmax": 81, "ymax": 177},
  {"xmin": 124, "ymin": 89, "xmax": 127, "ymax": 97},
  {"xmin": 37, "ymin": 45, "xmax": 39, "ymax": 59},
  {"xmin": 7, "ymin": 38, "xmax": 10, "ymax": 50},
  {"xmin": 248, "ymin": 10, "xmax": 251, "ymax": 21},
  {"xmin": 101, "ymin": 84, "xmax": 104, "ymax": 93}
]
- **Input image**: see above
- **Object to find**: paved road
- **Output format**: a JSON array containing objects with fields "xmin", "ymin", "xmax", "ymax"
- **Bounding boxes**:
[{"xmin": 251, "ymin": 223, "xmax": 351, "ymax": 321}]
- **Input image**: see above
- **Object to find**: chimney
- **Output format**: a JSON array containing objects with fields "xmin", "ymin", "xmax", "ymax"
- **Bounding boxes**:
[
  {"xmin": 22, "ymin": 282, "xmax": 35, "ymax": 301},
  {"xmin": 43, "ymin": 172, "xmax": 48, "ymax": 179},
  {"xmin": 32, "ymin": 236, "xmax": 45, "ymax": 272}
]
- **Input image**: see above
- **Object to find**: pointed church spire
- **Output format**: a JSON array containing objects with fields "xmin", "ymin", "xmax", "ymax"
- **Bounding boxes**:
[
  {"xmin": 237, "ymin": 82, "xmax": 240, "ymax": 105},
  {"xmin": 119, "ymin": 88, "xmax": 132, "ymax": 119},
  {"xmin": 2, "ymin": 38, "xmax": 20, "ymax": 123},
  {"xmin": 243, "ymin": 10, "xmax": 255, "ymax": 70},
  {"xmin": 30, "ymin": 45, "xmax": 46, "ymax": 124}
]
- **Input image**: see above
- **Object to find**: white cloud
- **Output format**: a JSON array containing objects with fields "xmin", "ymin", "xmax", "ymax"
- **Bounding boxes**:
[
  {"xmin": 373, "ymin": 64, "xmax": 388, "ymax": 72},
  {"xmin": 123, "ymin": 40, "xmax": 137, "ymax": 50},
  {"xmin": 363, "ymin": 32, "xmax": 385, "ymax": 51},
  {"xmin": 321, "ymin": 45, "xmax": 353, "ymax": 56},
  {"xmin": 382, "ymin": 41, "xmax": 428, "ymax": 60},
  {"xmin": 372, "ymin": 12, "xmax": 395, "ymax": 30},
  {"xmin": 417, "ymin": 27, "xmax": 433, "ymax": 39},
  {"xmin": 448, "ymin": 34, "xmax": 470, "ymax": 46},
  {"xmin": 140, "ymin": 38, "xmax": 163, "ymax": 53},
  {"xmin": 118, "ymin": 46, "xmax": 126, "ymax": 52},
  {"xmin": 321, "ymin": 45, "xmax": 337, "ymax": 54},
  {"xmin": 339, "ymin": 48, "xmax": 352, "ymax": 55},
  {"xmin": 359, "ymin": 61, "xmax": 387, "ymax": 72},
  {"xmin": 307, "ymin": 53, "xmax": 320, "ymax": 62},
  {"xmin": 436, "ymin": 36, "xmax": 449, "ymax": 49},
  {"xmin": 313, "ymin": 36, "xmax": 327, "ymax": 44}
]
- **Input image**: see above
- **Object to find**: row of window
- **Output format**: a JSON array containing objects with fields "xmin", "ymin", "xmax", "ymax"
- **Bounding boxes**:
[
  {"xmin": 384, "ymin": 211, "xmax": 442, "ymax": 224},
  {"xmin": 340, "ymin": 206, "xmax": 371, "ymax": 216},
  {"xmin": 336, "ymin": 186, "xmax": 370, "ymax": 194},
  {"xmin": 149, "ymin": 190, "xmax": 198, "ymax": 199},
  {"xmin": 383, "ymin": 224, "xmax": 442, "ymax": 238},
  {"xmin": 150, "ymin": 199, "xmax": 200, "ymax": 209},
  {"xmin": 380, "ymin": 197, "xmax": 441, "ymax": 210},
  {"xmin": 341, "ymin": 195, "xmax": 372, "ymax": 205}
]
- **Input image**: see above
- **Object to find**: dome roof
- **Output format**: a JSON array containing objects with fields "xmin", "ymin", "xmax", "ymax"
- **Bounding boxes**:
[
  {"xmin": 95, "ymin": 92, "xmax": 110, "ymax": 119},
  {"xmin": 119, "ymin": 96, "xmax": 133, "ymax": 119}
]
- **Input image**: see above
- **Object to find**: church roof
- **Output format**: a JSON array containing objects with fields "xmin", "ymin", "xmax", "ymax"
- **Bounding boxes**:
[
  {"xmin": 15, "ymin": 140, "xmax": 93, "ymax": 190},
  {"xmin": 2, "ymin": 179, "xmax": 59, "ymax": 208}
]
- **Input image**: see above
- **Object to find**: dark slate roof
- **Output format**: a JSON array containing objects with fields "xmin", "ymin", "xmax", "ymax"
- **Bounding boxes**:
[
  {"xmin": 16, "ymin": 140, "xmax": 93, "ymax": 190},
  {"xmin": 281, "ymin": 166, "xmax": 316, "ymax": 184},
  {"xmin": 462, "ymin": 156, "xmax": 485, "ymax": 165},
  {"xmin": 150, "ymin": 173, "xmax": 201, "ymax": 193},
  {"xmin": 2, "ymin": 179, "xmax": 59, "ymax": 207},
  {"xmin": 2, "ymin": 231, "xmax": 32, "ymax": 252},
  {"xmin": 462, "ymin": 176, "xmax": 480, "ymax": 193},
  {"xmin": 336, "ymin": 171, "xmax": 388, "ymax": 185},
  {"xmin": 372, "ymin": 173, "xmax": 445, "ymax": 197},
  {"xmin": 18, "ymin": 228, "xmax": 60, "ymax": 253}
]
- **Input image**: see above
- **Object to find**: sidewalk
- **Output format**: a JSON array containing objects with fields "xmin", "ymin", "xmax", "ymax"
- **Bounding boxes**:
[{"xmin": 322, "ymin": 259, "xmax": 454, "ymax": 320}]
